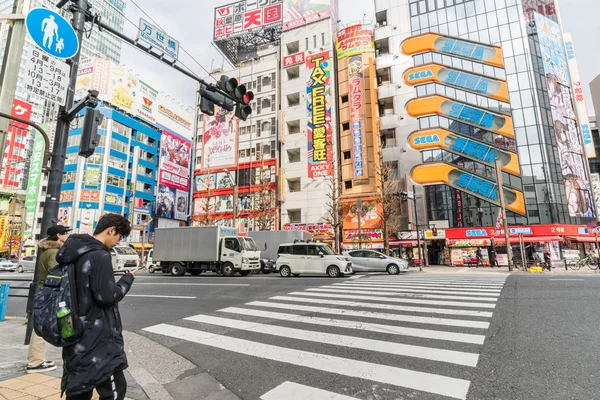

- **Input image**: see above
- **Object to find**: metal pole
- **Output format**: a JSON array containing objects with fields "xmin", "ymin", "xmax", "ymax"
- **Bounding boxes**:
[
  {"xmin": 357, "ymin": 198, "xmax": 362, "ymax": 249},
  {"xmin": 413, "ymin": 185, "xmax": 423, "ymax": 271},
  {"xmin": 232, "ymin": 185, "xmax": 238, "ymax": 229},
  {"xmin": 26, "ymin": 0, "xmax": 89, "ymax": 345},
  {"xmin": 495, "ymin": 157, "xmax": 513, "ymax": 271},
  {"xmin": 595, "ymin": 230, "xmax": 599, "ymax": 271}
]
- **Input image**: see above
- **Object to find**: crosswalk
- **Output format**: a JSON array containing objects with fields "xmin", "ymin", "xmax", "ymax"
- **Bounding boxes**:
[{"xmin": 143, "ymin": 274, "xmax": 508, "ymax": 400}]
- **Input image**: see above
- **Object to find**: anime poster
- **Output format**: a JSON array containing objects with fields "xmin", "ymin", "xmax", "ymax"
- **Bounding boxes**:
[
  {"xmin": 202, "ymin": 106, "xmax": 238, "ymax": 170},
  {"xmin": 58, "ymin": 207, "xmax": 71, "ymax": 227},
  {"xmin": 159, "ymin": 129, "xmax": 191, "ymax": 192},
  {"xmin": 155, "ymin": 185, "xmax": 176, "ymax": 219},
  {"xmin": 79, "ymin": 209, "xmax": 96, "ymax": 235},
  {"xmin": 195, "ymin": 174, "xmax": 217, "ymax": 191},
  {"xmin": 175, "ymin": 189, "xmax": 188, "ymax": 221}
]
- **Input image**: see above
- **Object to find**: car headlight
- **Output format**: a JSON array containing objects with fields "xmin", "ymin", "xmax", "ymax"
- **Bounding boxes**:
[
  {"xmin": 336, "ymin": 256, "xmax": 348, "ymax": 261},
  {"xmin": 242, "ymin": 257, "xmax": 248, "ymax": 263}
]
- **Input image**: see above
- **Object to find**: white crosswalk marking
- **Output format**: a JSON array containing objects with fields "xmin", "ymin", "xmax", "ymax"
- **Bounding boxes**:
[{"xmin": 143, "ymin": 274, "xmax": 508, "ymax": 400}]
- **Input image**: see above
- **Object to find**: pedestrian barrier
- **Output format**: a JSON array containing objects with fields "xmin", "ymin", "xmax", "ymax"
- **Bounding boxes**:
[{"xmin": 0, "ymin": 283, "xmax": 9, "ymax": 321}]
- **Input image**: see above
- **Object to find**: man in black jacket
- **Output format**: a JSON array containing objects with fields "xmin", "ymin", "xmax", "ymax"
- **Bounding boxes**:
[{"xmin": 56, "ymin": 213, "xmax": 137, "ymax": 400}]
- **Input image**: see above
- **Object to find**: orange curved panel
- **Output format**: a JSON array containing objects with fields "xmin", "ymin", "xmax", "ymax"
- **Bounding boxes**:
[
  {"xmin": 407, "ymin": 128, "xmax": 520, "ymax": 176},
  {"xmin": 411, "ymin": 163, "xmax": 526, "ymax": 215},
  {"xmin": 405, "ymin": 95, "xmax": 515, "ymax": 138},
  {"xmin": 401, "ymin": 33, "xmax": 504, "ymax": 68},
  {"xmin": 403, "ymin": 63, "xmax": 509, "ymax": 103}
]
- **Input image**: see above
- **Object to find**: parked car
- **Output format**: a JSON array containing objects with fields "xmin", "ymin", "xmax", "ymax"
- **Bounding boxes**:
[
  {"xmin": 342, "ymin": 250, "xmax": 409, "ymax": 275},
  {"xmin": 0, "ymin": 258, "xmax": 17, "ymax": 272},
  {"xmin": 17, "ymin": 256, "xmax": 36, "ymax": 273},
  {"xmin": 276, "ymin": 242, "xmax": 352, "ymax": 278}
]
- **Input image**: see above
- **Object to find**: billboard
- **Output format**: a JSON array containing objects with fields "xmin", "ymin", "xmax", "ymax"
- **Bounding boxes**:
[
  {"xmin": 283, "ymin": 0, "xmax": 330, "ymax": 31},
  {"xmin": 283, "ymin": 51, "xmax": 305, "ymax": 67},
  {"xmin": 403, "ymin": 63, "xmax": 510, "ymax": 103},
  {"xmin": 401, "ymin": 33, "xmax": 504, "ymax": 68},
  {"xmin": 24, "ymin": 126, "xmax": 44, "ymax": 240},
  {"xmin": 202, "ymin": 106, "xmax": 239, "ymax": 170},
  {"xmin": 536, "ymin": 13, "xmax": 594, "ymax": 218},
  {"xmin": 411, "ymin": 163, "xmax": 526, "ymax": 215},
  {"xmin": 156, "ymin": 92, "xmax": 194, "ymax": 139},
  {"xmin": 214, "ymin": 0, "xmax": 283, "ymax": 41},
  {"xmin": 306, "ymin": 51, "xmax": 333, "ymax": 178},
  {"xmin": 523, "ymin": 0, "xmax": 557, "ymax": 22},
  {"xmin": 564, "ymin": 32, "xmax": 596, "ymax": 159},
  {"xmin": 157, "ymin": 129, "xmax": 192, "ymax": 221},
  {"xmin": 348, "ymin": 55, "xmax": 368, "ymax": 179},
  {"xmin": 336, "ymin": 24, "xmax": 375, "ymax": 60}
]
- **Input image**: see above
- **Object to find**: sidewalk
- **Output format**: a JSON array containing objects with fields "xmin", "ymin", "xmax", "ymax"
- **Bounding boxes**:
[{"xmin": 408, "ymin": 265, "xmax": 600, "ymax": 274}]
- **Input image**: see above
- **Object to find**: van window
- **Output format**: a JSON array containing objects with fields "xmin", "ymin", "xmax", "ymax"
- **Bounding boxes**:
[
  {"xmin": 114, "ymin": 247, "xmax": 138, "ymax": 255},
  {"xmin": 306, "ymin": 245, "xmax": 319, "ymax": 256},
  {"xmin": 278, "ymin": 245, "xmax": 291, "ymax": 254},
  {"xmin": 224, "ymin": 238, "xmax": 241, "ymax": 252},
  {"xmin": 292, "ymin": 245, "xmax": 307, "ymax": 255}
]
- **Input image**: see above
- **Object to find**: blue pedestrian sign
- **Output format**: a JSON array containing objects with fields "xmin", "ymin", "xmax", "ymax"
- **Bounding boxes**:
[{"xmin": 25, "ymin": 8, "xmax": 79, "ymax": 60}]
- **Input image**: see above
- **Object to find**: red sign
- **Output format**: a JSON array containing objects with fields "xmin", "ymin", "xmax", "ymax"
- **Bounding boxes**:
[
  {"xmin": 159, "ymin": 129, "xmax": 191, "ymax": 192},
  {"xmin": 283, "ymin": 52, "xmax": 305, "ymax": 68},
  {"xmin": 214, "ymin": 1, "xmax": 282, "ymax": 41},
  {"xmin": 343, "ymin": 229, "xmax": 384, "ymax": 242},
  {"xmin": 10, "ymin": 99, "xmax": 32, "ymax": 129},
  {"xmin": 446, "ymin": 224, "xmax": 589, "ymax": 239}
]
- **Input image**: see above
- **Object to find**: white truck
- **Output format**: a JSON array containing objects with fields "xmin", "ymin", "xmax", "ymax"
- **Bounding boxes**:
[
  {"xmin": 153, "ymin": 226, "xmax": 261, "ymax": 277},
  {"xmin": 248, "ymin": 230, "xmax": 311, "ymax": 274}
]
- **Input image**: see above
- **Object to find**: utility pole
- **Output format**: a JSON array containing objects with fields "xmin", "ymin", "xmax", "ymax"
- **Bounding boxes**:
[
  {"xmin": 357, "ymin": 198, "xmax": 362, "ymax": 249},
  {"xmin": 413, "ymin": 185, "xmax": 423, "ymax": 272},
  {"xmin": 495, "ymin": 156, "xmax": 513, "ymax": 271}
]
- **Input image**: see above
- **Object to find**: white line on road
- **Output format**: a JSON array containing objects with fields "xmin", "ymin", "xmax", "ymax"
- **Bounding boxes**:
[
  {"xmin": 185, "ymin": 314, "xmax": 479, "ymax": 366},
  {"xmin": 261, "ymin": 382, "xmax": 360, "ymax": 400},
  {"xmin": 143, "ymin": 323, "xmax": 472, "ymax": 400},
  {"xmin": 330, "ymin": 284, "xmax": 501, "ymax": 297},
  {"xmin": 364, "ymin": 279, "xmax": 506, "ymax": 286},
  {"xmin": 246, "ymin": 301, "xmax": 490, "ymax": 329},
  {"xmin": 306, "ymin": 288, "xmax": 499, "ymax": 302},
  {"xmin": 269, "ymin": 296, "xmax": 494, "ymax": 318},
  {"xmin": 134, "ymin": 283, "xmax": 250, "ymax": 286},
  {"xmin": 220, "ymin": 307, "xmax": 486, "ymax": 344},
  {"xmin": 288, "ymin": 291, "xmax": 497, "ymax": 309},
  {"xmin": 348, "ymin": 282, "xmax": 506, "ymax": 289},
  {"xmin": 127, "ymin": 294, "xmax": 197, "ymax": 299},
  {"xmin": 548, "ymin": 279, "xmax": 585, "ymax": 281}
]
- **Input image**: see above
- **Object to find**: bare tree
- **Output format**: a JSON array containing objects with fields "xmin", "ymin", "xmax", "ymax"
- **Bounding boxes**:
[
  {"xmin": 376, "ymin": 142, "xmax": 402, "ymax": 254},
  {"xmin": 324, "ymin": 158, "xmax": 344, "ymax": 253},
  {"xmin": 253, "ymin": 164, "xmax": 278, "ymax": 231},
  {"xmin": 193, "ymin": 158, "xmax": 217, "ymax": 226}
]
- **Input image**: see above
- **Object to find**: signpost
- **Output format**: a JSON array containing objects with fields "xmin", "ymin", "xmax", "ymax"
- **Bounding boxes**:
[
  {"xmin": 137, "ymin": 18, "xmax": 180, "ymax": 59},
  {"xmin": 24, "ymin": 48, "xmax": 69, "ymax": 105},
  {"xmin": 25, "ymin": 8, "xmax": 80, "ymax": 60}
]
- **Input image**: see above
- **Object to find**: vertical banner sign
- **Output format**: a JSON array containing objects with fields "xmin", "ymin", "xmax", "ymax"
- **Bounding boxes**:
[
  {"xmin": 158, "ymin": 130, "xmax": 192, "ymax": 221},
  {"xmin": 455, "ymin": 189, "xmax": 464, "ymax": 227},
  {"xmin": 348, "ymin": 55, "xmax": 367, "ymax": 179},
  {"xmin": 591, "ymin": 173, "xmax": 600, "ymax": 222},
  {"xmin": 129, "ymin": 147, "xmax": 140, "ymax": 225},
  {"xmin": 306, "ymin": 51, "xmax": 332, "ymax": 178},
  {"xmin": 536, "ymin": 13, "xmax": 594, "ymax": 218},
  {"xmin": 202, "ymin": 106, "xmax": 239, "ymax": 170},
  {"xmin": 0, "ymin": 216, "xmax": 7, "ymax": 248},
  {"xmin": 24, "ymin": 130, "xmax": 45, "ymax": 239},
  {"xmin": 564, "ymin": 32, "xmax": 596, "ymax": 159}
]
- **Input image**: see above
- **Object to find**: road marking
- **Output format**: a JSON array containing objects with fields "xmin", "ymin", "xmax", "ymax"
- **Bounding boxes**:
[
  {"xmin": 347, "ymin": 282, "xmax": 506, "ymax": 290},
  {"xmin": 289, "ymin": 291, "xmax": 497, "ymax": 309},
  {"xmin": 330, "ymin": 283, "xmax": 501, "ymax": 296},
  {"xmin": 548, "ymin": 279, "xmax": 585, "ymax": 281},
  {"xmin": 245, "ymin": 301, "xmax": 490, "ymax": 329},
  {"xmin": 185, "ymin": 314, "xmax": 479, "ymax": 366},
  {"xmin": 261, "ymin": 382, "xmax": 360, "ymax": 400},
  {"xmin": 269, "ymin": 295, "xmax": 494, "ymax": 317},
  {"xmin": 143, "ymin": 323, "xmax": 472, "ymax": 399},
  {"xmin": 220, "ymin": 307, "xmax": 486, "ymax": 344},
  {"xmin": 365, "ymin": 279, "xmax": 506, "ymax": 286},
  {"xmin": 127, "ymin": 294, "xmax": 197, "ymax": 299},
  {"xmin": 134, "ymin": 283, "xmax": 250, "ymax": 286},
  {"xmin": 306, "ymin": 288, "xmax": 499, "ymax": 302}
]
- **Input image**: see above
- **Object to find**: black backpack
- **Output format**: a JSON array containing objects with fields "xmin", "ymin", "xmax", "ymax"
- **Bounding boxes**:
[{"xmin": 33, "ymin": 262, "xmax": 85, "ymax": 347}]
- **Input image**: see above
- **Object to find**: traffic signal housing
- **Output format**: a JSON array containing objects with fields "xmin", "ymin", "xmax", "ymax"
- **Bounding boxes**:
[
  {"xmin": 217, "ymin": 75, "xmax": 254, "ymax": 121},
  {"xmin": 79, "ymin": 108, "xmax": 103, "ymax": 158},
  {"xmin": 199, "ymin": 86, "xmax": 235, "ymax": 115}
]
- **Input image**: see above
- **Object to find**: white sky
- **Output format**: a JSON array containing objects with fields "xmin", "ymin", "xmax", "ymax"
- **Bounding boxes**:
[{"xmin": 117, "ymin": 0, "xmax": 599, "ymax": 115}]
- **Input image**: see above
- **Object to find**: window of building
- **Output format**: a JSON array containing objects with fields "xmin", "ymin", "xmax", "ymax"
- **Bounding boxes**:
[
  {"xmin": 305, "ymin": 37, "xmax": 309, "ymax": 50},
  {"xmin": 287, "ymin": 120, "xmax": 300, "ymax": 135},
  {"xmin": 341, "ymin": 94, "xmax": 349, "ymax": 104},
  {"xmin": 107, "ymin": 175, "xmax": 125, "ymax": 188},
  {"xmin": 288, "ymin": 178, "xmax": 301, "ymax": 192},
  {"xmin": 287, "ymin": 93, "xmax": 300, "ymax": 107},
  {"xmin": 112, "ymin": 121, "xmax": 132, "ymax": 138},
  {"xmin": 313, "ymin": 35, "xmax": 317, "ymax": 48},
  {"xmin": 108, "ymin": 155, "xmax": 126, "ymax": 170},
  {"xmin": 287, "ymin": 65, "xmax": 300, "ymax": 81},
  {"xmin": 110, "ymin": 138, "xmax": 128, "ymax": 153},
  {"xmin": 342, "ymin": 122, "xmax": 350, "ymax": 131},
  {"xmin": 261, "ymin": 97, "xmax": 271, "ymax": 112},
  {"xmin": 239, "ymin": 148, "xmax": 250, "ymax": 159},
  {"xmin": 286, "ymin": 40, "xmax": 299, "ymax": 54},
  {"xmin": 62, "ymin": 171, "xmax": 76, "ymax": 184},
  {"xmin": 239, "ymin": 126, "xmax": 251, "ymax": 136},
  {"xmin": 287, "ymin": 148, "xmax": 301, "ymax": 163},
  {"xmin": 67, "ymin": 134, "xmax": 81, "ymax": 147},
  {"xmin": 288, "ymin": 209, "xmax": 301, "ymax": 223},
  {"xmin": 321, "ymin": 33, "xmax": 325, "ymax": 46},
  {"xmin": 343, "ymin": 151, "xmax": 351, "ymax": 160},
  {"xmin": 345, "ymin": 180, "xmax": 353, "ymax": 189}
]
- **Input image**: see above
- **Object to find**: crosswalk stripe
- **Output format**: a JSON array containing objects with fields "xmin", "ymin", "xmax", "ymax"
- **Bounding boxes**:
[
  {"xmin": 269, "ymin": 295, "xmax": 494, "ymax": 318},
  {"xmin": 245, "ymin": 301, "xmax": 490, "ymax": 329},
  {"xmin": 289, "ymin": 291, "xmax": 497, "ymax": 309},
  {"xmin": 344, "ymin": 282, "xmax": 505, "ymax": 290},
  {"xmin": 184, "ymin": 314, "xmax": 480, "ymax": 366},
  {"xmin": 364, "ymin": 279, "xmax": 506, "ymax": 285},
  {"xmin": 144, "ymin": 323, "xmax": 472, "ymax": 399},
  {"xmin": 330, "ymin": 284, "xmax": 501, "ymax": 297},
  {"xmin": 261, "ymin": 382, "xmax": 360, "ymax": 400},
  {"xmin": 220, "ymin": 307, "xmax": 486, "ymax": 344},
  {"xmin": 306, "ymin": 288, "xmax": 499, "ymax": 302}
]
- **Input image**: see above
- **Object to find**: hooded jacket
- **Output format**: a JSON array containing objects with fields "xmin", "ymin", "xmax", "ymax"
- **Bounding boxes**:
[
  {"xmin": 36, "ymin": 238, "xmax": 62, "ymax": 288},
  {"xmin": 55, "ymin": 234, "xmax": 135, "ymax": 396}
]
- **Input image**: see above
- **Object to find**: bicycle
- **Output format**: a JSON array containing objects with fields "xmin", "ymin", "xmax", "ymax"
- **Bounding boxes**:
[{"xmin": 568, "ymin": 257, "xmax": 600, "ymax": 271}]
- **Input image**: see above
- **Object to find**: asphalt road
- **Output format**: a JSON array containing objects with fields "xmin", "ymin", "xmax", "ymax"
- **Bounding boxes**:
[{"xmin": 4, "ymin": 271, "xmax": 600, "ymax": 399}]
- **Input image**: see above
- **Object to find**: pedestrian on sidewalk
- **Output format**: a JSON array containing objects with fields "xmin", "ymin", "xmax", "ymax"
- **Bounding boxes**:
[
  {"xmin": 489, "ymin": 248, "xmax": 498, "ymax": 268},
  {"xmin": 55, "ymin": 213, "xmax": 137, "ymax": 400},
  {"xmin": 475, "ymin": 248, "xmax": 484, "ymax": 267},
  {"xmin": 26, "ymin": 224, "xmax": 72, "ymax": 374}
]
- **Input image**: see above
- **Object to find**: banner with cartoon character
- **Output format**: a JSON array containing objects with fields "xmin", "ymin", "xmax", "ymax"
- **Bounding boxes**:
[{"xmin": 202, "ymin": 106, "xmax": 238, "ymax": 170}]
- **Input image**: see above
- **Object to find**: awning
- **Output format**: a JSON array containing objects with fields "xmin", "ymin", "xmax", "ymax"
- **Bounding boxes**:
[
  {"xmin": 564, "ymin": 236, "xmax": 599, "ymax": 243},
  {"xmin": 492, "ymin": 236, "xmax": 563, "ymax": 244},
  {"xmin": 130, "ymin": 243, "xmax": 153, "ymax": 249},
  {"xmin": 389, "ymin": 240, "xmax": 424, "ymax": 246}
]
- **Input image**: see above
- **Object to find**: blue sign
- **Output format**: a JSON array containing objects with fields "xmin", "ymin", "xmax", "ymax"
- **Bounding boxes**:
[
  {"xmin": 443, "ymin": 71, "xmax": 490, "ymax": 94},
  {"xmin": 466, "ymin": 229, "xmax": 487, "ymax": 237},
  {"xmin": 455, "ymin": 172, "xmax": 499, "ymax": 202},
  {"xmin": 26, "ymin": 8, "xmax": 79, "ymax": 59},
  {"xmin": 408, "ymin": 70, "xmax": 434, "ymax": 81},
  {"xmin": 451, "ymin": 137, "xmax": 495, "ymax": 164},
  {"xmin": 440, "ymin": 39, "xmax": 487, "ymax": 61},
  {"xmin": 447, "ymin": 103, "xmax": 495, "ymax": 129},
  {"xmin": 507, "ymin": 227, "xmax": 533, "ymax": 235},
  {"xmin": 413, "ymin": 134, "xmax": 441, "ymax": 145}
]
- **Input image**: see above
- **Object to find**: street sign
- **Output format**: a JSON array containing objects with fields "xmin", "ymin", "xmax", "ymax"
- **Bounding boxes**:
[
  {"xmin": 137, "ymin": 18, "xmax": 179, "ymax": 59},
  {"xmin": 25, "ymin": 8, "xmax": 79, "ymax": 60},
  {"xmin": 24, "ymin": 47, "xmax": 69, "ymax": 105}
]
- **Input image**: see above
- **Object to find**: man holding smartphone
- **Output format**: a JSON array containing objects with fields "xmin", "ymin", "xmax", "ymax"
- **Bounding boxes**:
[{"xmin": 55, "ymin": 213, "xmax": 138, "ymax": 400}]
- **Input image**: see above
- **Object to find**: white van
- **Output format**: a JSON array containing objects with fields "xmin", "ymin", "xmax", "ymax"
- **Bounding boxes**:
[
  {"xmin": 276, "ymin": 242, "xmax": 352, "ymax": 278},
  {"xmin": 145, "ymin": 248, "xmax": 160, "ymax": 273},
  {"xmin": 110, "ymin": 246, "xmax": 140, "ymax": 272}
]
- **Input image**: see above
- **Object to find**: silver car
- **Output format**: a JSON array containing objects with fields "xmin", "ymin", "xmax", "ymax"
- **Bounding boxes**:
[
  {"xmin": 0, "ymin": 258, "xmax": 17, "ymax": 272},
  {"xmin": 17, "ymin": 256, "xmax": 37, "ymax": 273},
  {"xmin": 342, "ymin": 250, "xmax": 408, "ymax": 275}
]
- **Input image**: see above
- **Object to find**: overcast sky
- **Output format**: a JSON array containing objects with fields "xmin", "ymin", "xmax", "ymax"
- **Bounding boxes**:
[{"xmin": 118, "ymin": 0, "xmax": 599, "ymax": 115}]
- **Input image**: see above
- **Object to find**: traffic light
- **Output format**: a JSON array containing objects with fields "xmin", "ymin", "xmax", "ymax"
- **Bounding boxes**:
[
  {"xmin": 199, "ymin": 86, "xmax": 234, "ymax": 116},
  {"xmin": 79, "ymin": 108, "xmax": 103, "ymax": 158},
  {"xmin": 398, "ymin": 191, "xmax": 409, "ymax": 203},
  {"xmin": 218, "ymin": 75, "xmax": 254, "ymax": 121}
]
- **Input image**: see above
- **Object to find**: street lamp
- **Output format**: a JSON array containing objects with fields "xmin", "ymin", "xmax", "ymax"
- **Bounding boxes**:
[{"xmin": 223, "ymin": 168, "xmax": 238, "ymax": 229}]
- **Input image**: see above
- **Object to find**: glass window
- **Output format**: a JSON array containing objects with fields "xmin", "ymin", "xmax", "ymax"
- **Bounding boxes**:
[
  {"xmin": 292, "ymin": 245, "xmax": 307, "ymax": 255},
  {"xmin": 225, "ymin": 238, "xmax": 241, "ymax": 252},
  {"xmin": 278, "ymin": 245, "xmax": 290, "ymax": 254}
]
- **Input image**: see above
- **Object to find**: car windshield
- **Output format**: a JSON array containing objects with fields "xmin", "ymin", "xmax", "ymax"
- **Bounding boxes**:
[
  {"xmin": 316, "ymin": 244, "xmax": 335, "ymax": 255},
  {"xmin": 242, "ymin": 238, "xmax": 258, "ymax": 251},
  {"xmin": 114, "ymin": 247, "xmax": 138, "ymax": 255}
]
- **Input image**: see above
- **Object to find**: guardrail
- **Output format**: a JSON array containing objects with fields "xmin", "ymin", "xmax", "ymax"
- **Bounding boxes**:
[{"xmin": 0, "ymin": 278, "xmax": 33, "ymax": 298}]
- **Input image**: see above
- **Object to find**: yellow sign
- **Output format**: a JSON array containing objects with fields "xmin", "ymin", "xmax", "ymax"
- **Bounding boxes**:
[
  {"xmin": 0, "ymin": 216, "xmax": 7, "ymax": 247},
  {"xmin": 401, "ymin": 33, "xmax": 504, "ymax": 68},
  {"xmin": 336, "ymin": 24, "xmax": 375, "ymax": 60},
  {"xmin": 403, "ymin": 63, "xmax": 509, "ymax": 103},
  {"xmin": 411, "ymin": 163, "xmax": 525, "ymax": 215},
  {"xmin": 405, "ymin": 95, "xmax": 515, "ymax": 138},
  {"xmin": 408, "ymin": 128, "xmax": 521, "ymax": 176}
]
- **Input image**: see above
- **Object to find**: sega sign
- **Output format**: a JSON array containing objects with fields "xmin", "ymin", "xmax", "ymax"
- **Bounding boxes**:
[
  {"xmin": 413, "ymin": 134, "xmax": 440, "ymax": 145},
  {"xmin": 455, "ymin": 172, "xmax": 499, "ymax": 202},
  {"xmin": 407, "ymin": 69, "xmax": 434, "ymax": 82},
  {"xmin": 451, "ymin": 137, "xmax": 495, "ymax": 164}
]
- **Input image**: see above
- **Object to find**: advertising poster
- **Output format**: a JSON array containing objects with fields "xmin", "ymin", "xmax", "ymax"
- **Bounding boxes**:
[
  {"xmin": 159, "ymin": 129, "xmax": 191, "ymax": 192},
  {"xmin": 108, "ymin": 66, "xmax": 138, "ymax": 113},
  {"xmin": 202, "ymin": 106, "xmax": 239, "ymax": 170},
  {"xmin": 58, "ymin": 207, "xmax": 72, "ymax": 226},
  {"xmin": 348, "ymin": 55, "xmax": 368, "ymax": 179},
  {"xmin": 216, "ymin": 195, "xmax": 234, "ymax": 213},
  {"xmin": 0, "ymin": 216, "xmax": 7, "ymax": 247},
  {"xmin": 195, "ymin": 173, "xmax": 217, "ymax": 191},
  {"xmin": 536, "ymin": 13, "xmax": 594, "ymax": 218},
  {"xmin": 134, "ymin": 79, "xmax": 159, "ymax": 125},
  {"xmin": 156, "ymin": 92, "xmax": 194, "ymax": 138},
  {"xmin": 523, "ymin": 0, "xmax": 557, "ymax": 22},
  {"xmin": 24, "ymin": 127, "xmax": 44, "ymax": 239},
  {"xmin": 306, "ymin": 51, "xmax": 333, "ymax": 178},
  {"xmin": 156, "ymin": 184, "xmax": 177, "ymax": 219},
  {"xmin": 214, "ymin": 0, "xmax": 283, "ymax": 41},
  {"xmin": 342, "ymin": 200, "xmax": 382, "ymax": 230},
  {"xmin": 283, "ymin": 0, "xmax": 330, "ymax": 31},
  {"xmin": 79, "ymin": 210, "xmax": 96, "ymax": 235},
  {"xmin": 83, "ymin": 166, "xmax": 101, "ymax": 187},
  {"xmin": 175, "ymin": 189, "xmax": 188, "ymax": 220},
  {"xmin": 104, "ymin": 193, "xmax": 124, "ymax": 206},
  {"xmin": 336, "ymin": 24, "xmax": 375, "ymax": 60}
]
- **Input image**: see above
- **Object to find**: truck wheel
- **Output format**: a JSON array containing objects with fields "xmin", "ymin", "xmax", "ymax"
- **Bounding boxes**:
[
  {"xmin": 170, "ymin": 263, "xmax": 186, "ymax": 276},
  {"xmin": 240, "ymin": 271, "xmax": 250, "ymax": 276},
  {"xmin": 327, "ymin": 265, "xmax": 341, "ymax": 278},
  {"xmin": 279, "ymin": 266, "xmax": 291, "ymax": 277},
  {"xmin": 221, "ymin": 263, "xmax": 235, "ymax": 277},
  {"xmin": 189, "ymin": 270, "xmax": 202, "ymax": 276},
  {"xmin": 148, "ymin": 266, "xmax": 156, "ymax": 274}
]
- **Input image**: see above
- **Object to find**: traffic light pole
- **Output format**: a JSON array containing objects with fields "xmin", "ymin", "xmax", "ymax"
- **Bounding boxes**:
[{"xmin": 413, "ymin": 185, "xmax": 423, "ymax": 272}]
